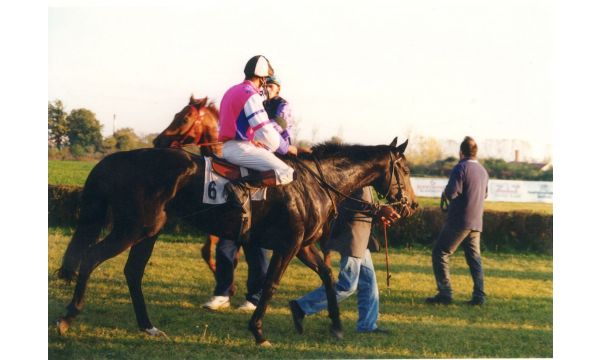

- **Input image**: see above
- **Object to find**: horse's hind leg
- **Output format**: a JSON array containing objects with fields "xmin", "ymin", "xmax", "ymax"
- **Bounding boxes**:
[
  {"xmin": 295, "ymin": 245, "xmax": 343, "ymax": 338},
  {"xmin": 248, "ymin": 247, "xmax": 299, "ymax": 346},
  {"xmin": 57, "ymin": 229, "xmax": 139, "ymax": 335},
  {"xmin": 124, "ymin": 235, "xmax": 160, "ymax": 333}
]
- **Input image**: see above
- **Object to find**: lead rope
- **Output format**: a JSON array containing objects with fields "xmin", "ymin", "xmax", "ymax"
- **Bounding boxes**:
[{"xmin": 384, "ymin": 222, "xmax": 391, "ymax": 295}]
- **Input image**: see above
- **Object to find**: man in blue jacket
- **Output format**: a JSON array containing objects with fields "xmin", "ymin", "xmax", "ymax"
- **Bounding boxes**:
[{"xmin": 426, "ymin": 136, "xmax": 489, "ymax": 306}]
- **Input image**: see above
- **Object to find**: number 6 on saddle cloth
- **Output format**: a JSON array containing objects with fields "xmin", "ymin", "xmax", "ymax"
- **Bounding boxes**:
[{"xmin": 203, "ymin": 157, "xmax": 268, "ymax": 204}]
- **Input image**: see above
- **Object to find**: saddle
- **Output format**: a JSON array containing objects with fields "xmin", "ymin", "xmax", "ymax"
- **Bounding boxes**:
[
  {"xmin": 210, "ymin": 156, "xmax": 259, "ymax": 181},
  {"xmin": 202, "ymin": 156, "xmax": 268, "ymax": 205}
]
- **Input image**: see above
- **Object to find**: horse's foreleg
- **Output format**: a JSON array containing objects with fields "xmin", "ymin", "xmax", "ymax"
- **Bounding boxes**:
[
  {"xmin": 296, "ymin": 246, "xmax": 343, "ymax": 338},
  {"xmin": 311, "ymin": 246, "xmax": 343, "ymax": 337},
  {"xmin": 248, "ymin": 248, "xmax": 298, "ymax": 346},
  {"xmin": 124, "ymin": 235, "xmax": 158, "ymax": 332},
  {"xmin": 58, "ymin": 231, "xmax": 135, "ymax": 335}
]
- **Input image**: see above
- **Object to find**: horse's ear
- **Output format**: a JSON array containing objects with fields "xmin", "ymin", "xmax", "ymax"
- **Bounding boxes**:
[
  {"xmin": 397, "ymin": 139, "xmax": 409, "ymax": 154},
  {"xmin": 189, "ymin": 95, "xmax": 208, "ymax": 109},
  {"xmin": 199, "ymin": 97, "xmax": 208, "ymax": 107},
  {"xmin": 389, "ymin": 137, "xmax": 398, "ymax": 148}
]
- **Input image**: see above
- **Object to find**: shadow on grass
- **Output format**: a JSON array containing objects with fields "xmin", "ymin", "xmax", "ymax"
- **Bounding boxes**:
[
  {"xmin": 383, "ymin": 262, "xmax": 552, "ymax": 281},
  {"xmin": 48, "ymin": 308, "xmax": 552, "ymax": 359}
]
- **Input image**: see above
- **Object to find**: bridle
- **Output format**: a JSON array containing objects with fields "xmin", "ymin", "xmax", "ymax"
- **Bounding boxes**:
[{"xmin": 379, "ymin": 152, "xmax": 411, "ymax": 215}]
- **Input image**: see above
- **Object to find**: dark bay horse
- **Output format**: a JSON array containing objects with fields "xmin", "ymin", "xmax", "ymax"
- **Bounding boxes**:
[
  {"xmin": 152, "ymin": 95, "xmax": 223, "ymax": 274},
  {"xmin": 56, "ymin": 137, "xmax": 418, "ymax": 346}
]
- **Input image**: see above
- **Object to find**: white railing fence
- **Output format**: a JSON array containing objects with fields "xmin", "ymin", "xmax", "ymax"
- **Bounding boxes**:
[{"xmin": 410, "ymin": 177, "xmax": 553, "ymax": 203}]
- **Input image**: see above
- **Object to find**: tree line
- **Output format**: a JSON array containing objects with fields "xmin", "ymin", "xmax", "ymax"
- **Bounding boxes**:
[
  {"xmin": 49, "ymin": 100, "xmax": 552, "ymax": 181},
  {"xmin": 48, "ymin": 100, "xmax": 156, "ymax": 159},
  {"xmin": 405, "ymin": 135, "xmax": 552, "ymax": 181},
  {"xmin": 409, "ymin": 157, "xmax": 552, "ymax": 181}
]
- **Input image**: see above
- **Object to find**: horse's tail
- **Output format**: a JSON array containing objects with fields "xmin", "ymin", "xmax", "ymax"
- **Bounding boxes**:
[{"xmin": 58, "ymin": 165, "xmax": 109, "ymax": 282}]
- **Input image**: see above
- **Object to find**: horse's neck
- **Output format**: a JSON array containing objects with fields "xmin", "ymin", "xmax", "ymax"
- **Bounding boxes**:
[{"xmin": 319, "ymin": 156, "xmax": 384, "ymax": 199}]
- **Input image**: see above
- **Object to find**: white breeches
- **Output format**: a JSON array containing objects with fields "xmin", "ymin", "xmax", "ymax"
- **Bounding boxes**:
[{"xmin": 222, "ymin": 141, "xmax": 295, "ymax": 185}]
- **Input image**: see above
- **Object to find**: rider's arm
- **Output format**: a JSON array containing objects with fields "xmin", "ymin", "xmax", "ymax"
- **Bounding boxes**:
[{"xmin": 244, "ymin": 94, "xmax": 291, "ymax": 154}]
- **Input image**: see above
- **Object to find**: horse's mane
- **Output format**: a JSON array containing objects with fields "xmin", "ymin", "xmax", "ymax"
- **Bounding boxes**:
[
  {"xmin": 204, "ymin": 101, "xmax": 219, "ymax": 118},
  {"xmin": 303, "ymin": 142, "xmax": 391, "ymax": 161}
]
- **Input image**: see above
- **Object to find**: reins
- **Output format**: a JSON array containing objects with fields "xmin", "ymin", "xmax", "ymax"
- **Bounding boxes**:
[
  {"xmin": 293, "ymin": 157, "xmax": 377, "ymax": 216},
  {"xmin": 311, "ymin": 154, "xmax": 339, "ymax": 219},
  {"xmin": 294, "ymin": 151, "xmax": 411, "ymax": 217}
]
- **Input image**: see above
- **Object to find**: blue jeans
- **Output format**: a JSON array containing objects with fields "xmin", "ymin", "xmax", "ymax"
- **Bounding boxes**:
[
  {"xmin": 432, "ymin": 225, "xmax": 485, "ymax": 299},
  {"xmin": 213, "ymin": 238, "xmax": 268, "ymax": 305},
  {"xmin": 295, "ymin": 250, "xmax": 379, "ymax": 332}
]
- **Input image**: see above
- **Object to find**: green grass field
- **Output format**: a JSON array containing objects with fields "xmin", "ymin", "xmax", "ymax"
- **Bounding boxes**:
[
  {"xmin": 49, "ymin": 160, "xmax": 97, "ymax": 186},
  {"xmin": 48, "ymin": 160, "xmax": 553, "ymax": 213},
  {"xmin": 48, "ymin": 228, "xmax": 552, "ymax": 359}
]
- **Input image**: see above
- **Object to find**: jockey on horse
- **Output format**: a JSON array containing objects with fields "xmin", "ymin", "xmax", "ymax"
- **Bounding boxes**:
[{"xmin": 219, "ymin": 55, "xmax": 299, "ymax": 240}]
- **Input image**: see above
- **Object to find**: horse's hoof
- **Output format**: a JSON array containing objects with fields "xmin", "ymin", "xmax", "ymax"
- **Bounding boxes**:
[
  {"xmin": 57, "ymin": 318, "xmax": 70, "ymax": 336},
  {"xmin": 144, "ymin": 327, "xmax": 170, "ymax": 340},
  {"xmin": 258, "ymin": 340, "xmax": 272, "ymax": 347}
]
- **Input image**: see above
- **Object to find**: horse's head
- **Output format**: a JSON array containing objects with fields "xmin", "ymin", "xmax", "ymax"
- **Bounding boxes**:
[
  {"xmin": 153, "ymin": 95, "xmax": 221, "ymax": 156},
  {"xmin": 372, "ymin": 137, "xmax": 419, "ymax": 218}
]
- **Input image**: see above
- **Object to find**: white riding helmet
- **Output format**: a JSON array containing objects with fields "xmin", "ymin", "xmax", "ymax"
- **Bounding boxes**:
[{"xmin": 244, "ymin": 55, "xmax": 274, "ymax": 78}]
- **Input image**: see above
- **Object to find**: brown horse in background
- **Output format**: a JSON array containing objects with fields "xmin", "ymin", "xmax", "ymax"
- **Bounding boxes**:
[
  {"xmin": 153, "ymin": 95, "xmax": 221, "ymax": 156},
  {"xmin": 153, "ymin": 95, "xmax": 224, "ymax": 275}
]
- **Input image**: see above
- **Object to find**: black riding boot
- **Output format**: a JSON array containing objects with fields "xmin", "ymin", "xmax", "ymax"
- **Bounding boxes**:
[{"xmin": 225, "ymin": 170, "xmax": 278, "ymax": 242}]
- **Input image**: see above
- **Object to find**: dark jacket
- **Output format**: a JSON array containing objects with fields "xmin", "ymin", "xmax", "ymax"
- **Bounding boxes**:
[
  {"xmin": 444, "ymin": 158, "xmax": 489, "ymax": 232},
  {"xmin": 263, "ymin": 96, "xmax": 288, "ymax": 123},
  {"xmin": 325, "ymin": 187, "xmax": 375, "ymax": 258}
]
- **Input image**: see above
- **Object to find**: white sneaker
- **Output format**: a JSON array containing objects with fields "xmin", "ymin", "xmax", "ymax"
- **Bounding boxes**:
[
  {"xmin": 237, "ymin": 300, "xmax": 257, "ymax": 311},
  {"xmin": 202, "ymin": 296, "xmax": 230, "ymax": 310}
]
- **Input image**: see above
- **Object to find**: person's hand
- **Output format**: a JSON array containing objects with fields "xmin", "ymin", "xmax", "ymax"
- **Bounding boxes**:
[
  {"xmin": 298, "ymin": 146, "xmax": 313, "ymax": 154},
  {"xmin": 377, "ymin": 205, "xmax": 401, "ymax": 226},
  {"xmin": 287, "ymin": 145, "xmax": 298, "ymax": 156},
  {"xmin": 440, "ymin": 191, "xmax": 449, "ymax": 212}
]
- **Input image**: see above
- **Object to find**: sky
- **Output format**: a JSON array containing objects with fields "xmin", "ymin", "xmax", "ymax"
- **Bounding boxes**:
[{"xmin": 48, "ymin": 0, "xmax": 553, "ymax": 160}]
